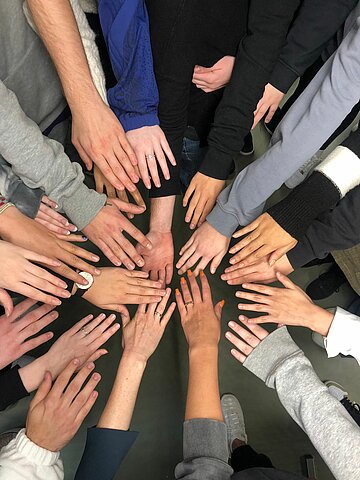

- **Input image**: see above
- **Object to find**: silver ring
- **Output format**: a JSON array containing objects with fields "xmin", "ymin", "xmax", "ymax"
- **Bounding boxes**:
[
  {"xmin": 81, "ymin": 327, "xmax": 90, "ymax": 336},
  {"xmin": 154, "ymin": 310, "xmax": 163, "ymax": 319},
  {"xmin": 145, "ymin": 154, "xmax": 156, "ymax": 161},
  {"xmin": 185, "ymin": 301, "xmax": 194, "ymax": 307}
]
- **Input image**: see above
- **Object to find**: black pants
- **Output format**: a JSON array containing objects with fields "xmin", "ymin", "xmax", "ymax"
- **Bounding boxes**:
[
  {"xmin": 232, "ymin": 444, "xmax": 274, "ymax": 472},
  {"xmin": 145, "ymin": 0, "xmax": 247, "ymax": 197},
  {"xmin": 269, "ymin": 56, "xmax": 360, "ymax": 150}
]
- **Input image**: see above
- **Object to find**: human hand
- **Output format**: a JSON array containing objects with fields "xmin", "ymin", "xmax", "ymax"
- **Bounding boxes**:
[
  {"xmin": 71, "ymin": 98, "xmax": 139, "ymax": 191},
  {"xmin": 0, "ymin": 288, "xmax": 13, "ymax": 318},
  {"xmin": 0, "ymin": 300, "xmax": 57, "ymax": 369},
  {"xmin": 121, "ymin": 288, "xmax": 176, "ymax": 363},
  {"xmin": 83, "ymin": 267, "xmax": 166, "ymax": 313},
  {"xmin": 252, "ymin": 83, "xmax": 284, "ymax": 129},
  {"xmin": 136, "ymin": 231, "xmax": 174, "ymax": 286},
  {"xmin": 236, "ymin": 272, "xmax": 334, "ymax": 336},
  {"xmin": 192, "ymin": 56, "xmax": 236, "ymax": 93},
  {"xmin": 0, "ymin": 240, "xmax": 70, "ymax": 305},
  {"xmin": 183, "ymin": 173, "xmax": 225, "ymax": 229},
  {"xmin": 35, "ymin": 196, "xmax": 82, "ymax": 239},
  {"xmin": 83, "ymin": 200, "xmax": 152, "ymax": 270},
  {"xmin": 26, "ymin": 359, "xmax": 100, "ymax": 451},
  {"xmin": 229, "ymin": 213, "xmax": 297, "ymax": 267},
  {"xmin": 177, "ymin": 221, "xmax": 230, "ymax": 276},
  {"xmin": 176, "ymin": 270, "xmax": 224, "ymax": 352},
  {"xmin": 221, "ymin": 254, "xmax": 293, "ymax": 285},
  {"xmin": 225, "ymin": 316, "xmax": 269, "ymax": 363},
  {"xmin": 1, "ymin": 208, "xmax": 100, "ymax": 286},
  {"xmin": 126, "ymin": 126, "xmax": 176, "ymax": 189}
]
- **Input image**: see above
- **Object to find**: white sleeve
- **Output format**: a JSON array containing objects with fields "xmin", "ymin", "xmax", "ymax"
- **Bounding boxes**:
[
  {"xmin": 0, "ymin": 429, "xmax": 64, "ymax": 480},
  {"xmin": 325, "ymin": 307, "xmax": 360, "ymax": 364}
]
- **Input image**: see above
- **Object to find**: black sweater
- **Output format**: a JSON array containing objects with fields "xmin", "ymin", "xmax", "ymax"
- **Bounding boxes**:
[{"xmin": 0, "ymin": 365, "xmax": 28, "ymax": 411}]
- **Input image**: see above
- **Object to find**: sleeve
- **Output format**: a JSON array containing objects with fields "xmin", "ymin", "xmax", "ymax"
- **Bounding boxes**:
[
  {"xmin": 0, "ymin": 428, "xmax": 63, "ymax": 480},
  {"xmin": 288, "ymin": 182, "xmax": 360, "ymax": 270},
  {"xmin": 74, "ymin": 427, "xmax": 138, "ymax": 480},
  {"xmin": 243, "ymin": 328, "xmax": 360, "ymax": 480},
  {"xmin": 267, "ymin": 131, "xmax": 360, "ymax": 240},
  {"xmin": 199, "ymin": 0, "xmax": 301, "ymax": 180},
  {"xmin": 0, "ymin": 81, "xmax": 106, "ymax": 230},
  {"xmin": 206, "ymin": 16, "xmax": 360, "ymax": 237},
  {"xmin": 325, "ymin": 307, "xmax": 360, "ymax": 364},
  {"xmin": 0, "ymin": 366, "xmax": 29, "ymax": 412},
  {"xmin": 98, "ymin": 0, "xmax": 159, "ymax": 132},
  {"xmin": 269, "ymin": 0, "xmax": 358, "ymax": 93},
  {"xmin": 174, "ymin": 419, "xmax": 233, "ymax": 480}
]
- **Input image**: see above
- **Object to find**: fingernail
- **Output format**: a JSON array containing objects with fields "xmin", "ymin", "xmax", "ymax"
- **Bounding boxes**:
[
  {"xmin": 229, "ymin": 248, "xmax": 235, "ymax": 254},
  {"xmin": 127, "ymin": 263, "xmax": 135, "ymax": 270},
  {"xmin": 225, "ymin": 332, "xmax": 231, "ymax": 339},
  {"xmin": 190, "ymin": 224, "xmax": 195, "ymax": 230},
  {"xmin": 87, "ymin": 362, "xmax": 95, "ymax": 369},
  {"xmin": 210, "ymin": 268, "xmax": 215, "ymax": 274},
  {"xmin": 92, "ymin": 391, "xmax": 98, "ymax": 398},
  {"xmin": 109, "ymin": 314, "xmax": 116, "ymax": 320},
  {"xmin": 200, "ymin": 270, "xmax": 204, "ymax": 277},
  {"xmin": 52, "ymin": 299, "xmax": 62, "ymax": 306},
  {"xmin": 229, "ymin": 321, "xmax": 235, "ymax": 327},
  {"xmin": 146, "ymin": 243, "xmax": 152, "ymax": 250},
  {"xmin": 137, "ymin": 259, "xmax": 144, "ymax": 267},
  {"xmin": 238, "ymin": 304, "xmax": 243, "ymax": 309},
  {"xmin": 59, "ymin": 281, "xmax": 67, "ymax": 288},
  {"xmin": 180, "ymin": 277, "xmax": 185, "ymax": 284},
  {"xmin": 92, "ymin": 255, "xmax": 100, "ymax": 262},
  {"xmin": 99, "ymin": 313, "xmax": 106, "ymax": 319},
  {"xmin": 47, "ymin": 331, "xmax": 54, "ymax": 338},
  {"xmin": 71, "ymin": 226, "xmax": 78, "ymax": 232},
  {"xmin": 175, "ymin": 288, "xmax": 180, "ymax": 295},
  {"xmin": 63, "ymin": 291, "xmax": 71, "ymax": 298},
  {"xmin": 65, "ymin": 220, "xmax": 69, "ymax": 226},
  {"xmin": 235, "ymin": 292, "xmax": 240, "ymax": 297},
  {"xmin": 82, "ymin": 236, "xmax": 88, "ymax": 241},
  {"xmin": 220, "ymin": 299, "xmax": 225, "ymax": 307},
  {"xmin": 94, "ymin": 269, "xmax": 101, "ymax": 275},
  {"xmin": 187, "ymin": 270, "xmax": 192, "ymax": 277},
  {"xmin": 65, "ymin": 231, "xmax": 71, "ymax": 235},
  {"xmin": 114, "ymin": 260, "xmax": 121, "ymax": 267},
  {"xmin": 93, "ymin": 373, "xmax": 101, "ymax": 381},
  {"xmin": 54, "ymin": 203, "xmax": 59, "ymax": 209},
  {"xmin": 73, "ymin": 358, "xmax": 80, "ymax": 366},
  {"xmin": 229, "ymin": 259, "xmax": 235, "ymax": 264},
  {"xmin": 185, "ymin": 217, "xmax": 190, "ymax": 223},
  {"xmin": 160, "ymin": 290, "xmax": 166, "ymax": 295}
]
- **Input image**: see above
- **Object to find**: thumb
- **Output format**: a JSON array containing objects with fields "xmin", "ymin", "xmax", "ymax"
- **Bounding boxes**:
[
  {"xmin": 269, "ymin": 247, "xmax": 287, "ymax": 266},
  {"xmin": 32, "ymin": 371, "xmax": 53, "ymax": 406},
  {"xmin": 194, "ymin": 65, "xmax": 211, "ymax": 74},
  {"xmin": 110, "ymin": 197, "xmax": 146, "ymax": 214},
  {"xmin": 276, "ymin": 271, "xmax": 296, "ymax": 290},
  {"xmin": 0, "ymin": 288, "xmax": 14, "ymax": 317},
  {"xmin": 118, "ymin": 305, "xmax": 130, "ymax": 326},
  {"xmin": 214, "ymin": 299, "xmax": 225, "ymax": 321}
]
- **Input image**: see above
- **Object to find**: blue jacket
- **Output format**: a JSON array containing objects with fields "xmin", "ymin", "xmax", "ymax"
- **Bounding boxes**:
[{"xmin": 98, "ymin": 0, "xmax": 159, "ymax": 132}]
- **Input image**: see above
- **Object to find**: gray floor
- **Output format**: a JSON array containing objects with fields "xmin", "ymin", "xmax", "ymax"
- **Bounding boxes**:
[{"xmin": 1, "ymin": 123, "xmax": 359, "ymax": 480}]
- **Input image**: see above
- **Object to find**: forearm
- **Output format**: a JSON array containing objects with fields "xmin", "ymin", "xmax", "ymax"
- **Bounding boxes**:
[
  {"xmin": 150, "ymin": 196, "xmax": 176, "ymax": 233},
  {"xmin": 186, "ymin": 347, "xmax": 223, "ymax": 422},
  {"xmin": 27, "ymin": 0, "xmax": 100, "ymax": 111},
  {"xmin": 18, "ymin": 351, "xmax": 60, "ymax": 393},
  {"xmin": 97, "ymin": 354, "xmax": 145, "ymax": 430}
]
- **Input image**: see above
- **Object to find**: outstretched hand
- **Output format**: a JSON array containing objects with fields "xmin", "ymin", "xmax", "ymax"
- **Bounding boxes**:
[
  {"xmin": 252, "ymin": 83, "xmax": 284, "ymax": 129},
  {"xmin": 225, "ymin": 316, "xmax": 269, "ymax": 363}
]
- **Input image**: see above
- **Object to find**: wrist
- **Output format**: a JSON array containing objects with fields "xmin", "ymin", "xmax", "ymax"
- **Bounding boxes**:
[
  {"xmin": 19, "ymin": 356, "xmax": 48, "ymax": 393},
  {"xmin": 188, "ymin": 344, "xmax": 219, "ymax": 358},
  {"xmin": 149, "ymin": 197, "xmax": 175, "ymax": 232},
  {"xmin": 308, "ymin": 306, "xmax": 334, "ymax": 336},
  {"xmin": 120, "ymin": 351, "xmax": 147, "ymax": 370}
]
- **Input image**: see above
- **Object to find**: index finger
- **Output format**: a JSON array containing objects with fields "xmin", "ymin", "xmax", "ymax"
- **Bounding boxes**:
[{"xmin": 49, "ymin": 359, "xmax": 80, "ymax": 399}]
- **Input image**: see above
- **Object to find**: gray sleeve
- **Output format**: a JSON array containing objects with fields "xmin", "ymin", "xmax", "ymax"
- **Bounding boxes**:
[
  {"xmin": 174, "ymin": 419, "xmax": 233, "ymax": 480},
  {"xmin": 0, "ymin": 81, "xmax": 106, "ymax": 230},
  {"xmin": 244, "ymin": 328, "xmax": 360, "ymax": 480},
  {"xmin": 207, "ymin": 14, "xmax": 360, "ymax": 237}
]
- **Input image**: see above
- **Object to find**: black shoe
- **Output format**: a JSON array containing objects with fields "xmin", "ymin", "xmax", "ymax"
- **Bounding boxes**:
[
  {"xmin": 240, "ymin": 133, "xmax": 254, "ymax": 156},
  {"xmin": 263, "ymin": 108, "xmax": 283, "ymax": 135},
  {"xmin": 341, "ymin": 397, "xmax": 360, "ymax": 427},
  {"xmin": 303, "ymin": 254, "xmax": 333, "ymax": 268},
  {"xmin": 325, "ymin": 381, "xmax": 360, "ymax": 427},
  {"xmin": 306, "ymin": 264, "xmax": 347, "ymax": 300}
]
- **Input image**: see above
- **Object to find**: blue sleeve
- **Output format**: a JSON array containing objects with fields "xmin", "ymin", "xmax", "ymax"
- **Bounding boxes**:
[
  {"xmin": 98, "ymin": 0, "xmax": 159, "ymax": 132},
  {"xmin": 74, "ymin": 427, "xmax": 138, "ymax": 480}
]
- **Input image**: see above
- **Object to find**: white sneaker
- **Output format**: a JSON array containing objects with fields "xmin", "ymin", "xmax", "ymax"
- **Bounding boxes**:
[
  {"xmin": 221, "ymin": 394, "xmax": 247, "ymax": 454},
  {"xmin": 285, "ymin": 150, "xmax": 324, "ymax": 189},
  {"xmin": 312, "ymin": 331, "xmax": 326, "ymax": 349}
]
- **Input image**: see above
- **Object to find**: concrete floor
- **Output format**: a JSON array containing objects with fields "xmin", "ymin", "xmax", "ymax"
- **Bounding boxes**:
[{"xmin": 1, "ymin": 123, "xmax": 359, "ymax": 480}]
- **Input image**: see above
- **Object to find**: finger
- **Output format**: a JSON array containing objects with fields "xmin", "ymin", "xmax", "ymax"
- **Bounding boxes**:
[
  {"xmin": 276, "ymin": 271, "xmax": 296, "ymax": 290},
  {"xmin": 184, "ymin": 195, "xmax": 199, "ymax": 226},
  {"xmin": 240, "ymin": 283, "xmax": 275, "ymax": 296},
  {"xmin": 193, "ymin": 257, "xmax": 211, "ymax": 277},
  {"xmin": 129, "ymin": 187, "xmax": 146, "ymax": 209},
  {"xmin": 183, "ymin": 183, "xmax": 195, "ymax": 208},
  {"xmin": 76, "ymin": 143, "xmax": 94, "ymax": 171},
  {"xmin": 63, "ymin": 362, "xmax": 96, "ymax": 406},
  {"xmin": 154, "ymin": 144, "xmax": 170, "ymax": 181},
  {"xmin": 68, "ymin": 314, "xmax": 94, "ymax": 335},
  {"xmin": 214, "ymin": 300, "xmax": 225, "ymax": 321},
  {"xmin": 180, "ymin": 276, "xmax": 193, "ymax": 305},
  {"xmin": 187, "ymin": 270, "xmax": 201, "ymax": 302},
  {"xmin": 74, "ymin": 388, "xmax": 99, "ymax": 426},
  {"xmin": 50, "ymin": 359, "xmax": 81, "ymax": 398},
  {"xmin": 90, "ymin": 321, "xmax": 120, "ymax": 350},
  {"xmin": 269, "ymin": 247, "xmax": 292, "ymax": 267},
  {"xmin": 16, "ymin": 283, "xmax": 62, "ymax": 307},
  {"xmin": 161, "ymin": 301, "xmax": 176, "ymax": 329},
  {"xmin": 113, "ymin": 142, "xmax": 139, "ymax": 185},
  {"xmin": 124, "ymin": 294, "xmax": 163, "ymax": 304},
  {"xmin": 239, "ymin": 315, "xmax": 269, "ymax": 340},
  {"xmin": 160, "ymin": 138, "xmax": 176, "ymax": 166},
  {"xmin": 265, "ymin": 106, "xmax": 277, "ymax": 124},
  {"xmin": 126, "ymin": 283, "xmax": 165, "ymax": 297},
  {"xmin": 97, "ymin": 157, "xmax": 126, "ymax": 191},
  {"xmin": 38, "ymin": 204, "xmax": 70, "ymax": 226},
  {"xmin": 229, "ymin": 235, "xmax": 261, "ymax": 259},
  {"xmin": 151, "ymin": 287, "xmax": 171, "ymax": 318},
  {"xmin": 66, "ymin": 366, "xmax": 100, "ymax": 409},
  {"xmin": 138, "ymin": 156, "xmax": 151, "ymax": 190},
  {"xmin": 239, "ymin": 246, "xmax": 273, "ymax": 267},
  {"xmin": 178, "ymin": 251, "xmax": 201, "ymax": 275},
  {"xmin": 237, "ymin": 302, "xmax": 271, "ymax": 314},
  {"xmin": 35, "ymin": 217, "xmax": 72, "ymax": 236},
  {"xmin": 209, "ymin": 251, "xmax": 223, "ymax": 275},
  {"xmin": 51, "ymin": 263, "xmax": 94, "ymax": 287},
  {"xmin": 41, "ymin": 196, "xmax": 58, "ymax": 209},
  {"xmin": 86, "ymin": 349, "xmax": 108, "ymax": 364},
  {"xmin": 17, "ymin": 303, "xmax": 56, "ymax": 330},
  {"xmin": 147, "ymin": 153, "xmax": 161, "ymax": 188},
  {"xmin": 10, "ymin": 298, "xmax": 37, "ymax": 321},
  {"xmin": 189, "ymin": 199, "xmax": 206, "ymax": 230},
  {"xmin": 87, "ymin": 314, "xmax": 118, "ymax": 341},
  {"xmin": 23, "ymin": 250, "xmax": 61, "ymax": 268},
  {"xmin": 228, "ymin": 320, "xmax": 261, "ymax": 348},
  {"xmin": 225, "ymin": 330, "xmax": 255, "ymax": 357},
  {"xmin": 27, "ymin": 263, "xmax": 68, "ymax": 289},
  {"xmin": 117, "ymin": 304, "xmax": 130, "ymax": 323},
  {"xmin": 175, "ymin": 287, "xmax": 186, "ymax": 317},
  {"xmin": 0, "ymin": 288, "xmax": 14, "ymax": 317},
  {"xmin": 198, "ymin": 270, "xmax": 212, "ymax": 302},
  {"xmin": 104, "ymin": 181, "xmax": 116, "ymax": 199},
  {"xmin": 127, "ymin": 275, "xmax": 163, "ymax": 289},
  {"xmin": 234, "ymin": 291, "xmax": 272, "ymax": 305},
  {"xmin": 230, "ymin": 348, "xmax": 247, "ymax": 363},
  {"xmin": 165, "ymin": 263, "xmax": 173, "ymax": 285},
  {"xmin": 30, "ymin": 371, "xmax": 53, "ymax": 407},
  {"xmin": 176, "ymin": 244, "xmax": 196, "ymax": 271},
  {"xmin": 20, "ymin": 310, "xmax": 59, "ymax": 341},
  {"xmin": 25, "ymin": 270, "xmax": 71, "ymax": 300},
  {"xmin": 55, "ymin": 233, "xmax": 87, "ymax": 242},
  {"xmin": 21, "ymin": 331, "xmax": 54, "ymax": 355},
  {"xmin": 232, "ymin": 222, "xmax": 258, "ymax": 239},
  {"xmin": 179, "ymin": 236, "xmax": 195, "ymax": 257}
]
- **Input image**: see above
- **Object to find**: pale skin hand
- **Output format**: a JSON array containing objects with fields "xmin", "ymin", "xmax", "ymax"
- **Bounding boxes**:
[
  {"xmin": 26, "ymin": 360, "xmax": 100, "ymax": 452},
  {"xmin": 0, "ymin": 288, "xmax": 13, "ymax": 318},
  {"xmin": 0, "ymin": 300, "xmax": 57, "ymax": 370},
  {"xmin": 83, "ymin": 267, "xmax": 166, "ymax": 313},
  {"xmin": 236, "ymin": 272, "xmax": 334, "ymax": 337},
  {"xmin": 229, "ymin": 213, "xmax": 297, "ymax": 267},
  {"xmin": 176, "ymin": 270, "xmax": 224, "ymax": 351},
  {"xmin": 0, "ymin": 207, "xmax": 100, "ymax": 286},
  {"xmin": 221, "ymin": 254, "xmax": 293, "ymax": 285},
  {"xmin": 126, "ymin": 126, "xmax": 176, "ymax": 189},
  {"xmin": 225, "ymin": 316, "xmax": 269, "ymax": 364},
  {"xmin": 0, "ymin": 240, "xmax": 69, "ymax": 306},
  {"xmin": 183, "ymin": 173, "xmax": 225, "ymax": 230},
  {"xmin": 35, "ymin": 195, "xmax": 81, "ymax": 238},
  {"xmin": 83, "ymin": 200, "xmax": 152, "ymax": 270},
  {"xmin": 177, "ymin": 221, "xmax": 230, "ymax": 276},
  {"xmin": 192, "ymin": 56, "xmax": 236, "ymax": 93},
  {"xmin": 252, "ymin": 83, "xmax": 285, "ymax": 129}
]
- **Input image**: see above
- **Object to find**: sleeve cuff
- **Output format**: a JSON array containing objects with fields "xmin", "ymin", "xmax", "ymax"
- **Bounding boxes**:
[
  {"xmin": 287, "ymin": 241, "xmax": 317, "ymax": 269},
  {"xmin": 207, "ymin": 203, "xmax": 239, "ymax": 238},
  {"xmin": 62, "ymin": 183, "xmax": 106, "ymax": 231},
  {"xmin": 199, "ymin": 148, "xmax": 234, "ymax": 180},
  {"xmin": 325, "ymin": 307, "xmax": 360, "ymax": 365},
  {"xmin": 269, "ymin": 60, "xmax": 299, "ymax": 94},
  {"xmin": 243, "ymin": 327, "xmax": 303, "ymax": 387},
  {"xmin": 118, "ymin": 113, "xmax": 159, "ymax": 133},
  {"xmin": 183, "ymin": 419, "xmax": 229, "ymax": 462},
  {"xmin": 14, "ymin": 429, "xmax": 61, "ymax": 466}
]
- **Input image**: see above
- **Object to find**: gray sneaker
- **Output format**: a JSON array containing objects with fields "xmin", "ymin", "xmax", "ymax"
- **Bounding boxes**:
[
  {"xmin": 325, "ymin": 380, "xmax": 348, "ymax": 401},
  {"xmin": 285, "ymin": 150, "xmax": 324, "ymax": 189},
  {"xmin": 221, "ymin": 393, "xmax": 247, "ymax": 453}
]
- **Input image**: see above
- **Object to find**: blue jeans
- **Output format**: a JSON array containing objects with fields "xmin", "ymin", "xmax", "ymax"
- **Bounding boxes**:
[{"xmin": 180, "ymin": 137, "xmax": 208, "ymax": 192}]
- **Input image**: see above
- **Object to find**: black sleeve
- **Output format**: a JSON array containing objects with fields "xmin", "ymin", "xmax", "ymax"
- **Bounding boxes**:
[
  {"xmin": 267, "ymin": 172, "xmax": 341, "ymax": 240},
  {"xmin": 270, "ymin": 0, "xmax": 358, "ymax": 93},
  {"xmin": 75, "ymin": 427, "xmax": 138, "ymax": 480},
  {"xmin": 199, "ymin": 0, "xmax": 301, "ymax": 180},
  {"xmin": 0, "ymin": 365, "xmax": 29, "ymax": 411},
  {"xmin": 287, "ymin": 185, "xmax": 360, "ymax": 268}
]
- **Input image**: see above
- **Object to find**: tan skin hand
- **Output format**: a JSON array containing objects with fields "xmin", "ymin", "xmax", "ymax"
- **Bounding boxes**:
[
  {"xmin": 183, "ymin": 173, "xmax": 225, "ymax": 230},
  {"xmin": 136, "ymin": 231, "xmax": 174, "ymax": 287},
  {"xmin": 235, "ymin": 272, "xmax": 334, "ymax": 336},
  {"xmin": 26, "ymin": 360, "xmax": 100, "ymax": 452},
  {"xmin": 229, "ymin": 213, "xmax": 297, "ymax": 267},
  {"xmin": 176, "ymin": 270, "xmax": 224, "ymax": 351},
  {"xmin": 192, "ymin": 56, "xmax": 236, "ymax": 93},
  {"xmin": 177, "ymin": 221, "xmax": 230, "ymax": 276},
  {"xmin": 83, "ymin": 267, "xmax": 166, "ymax": 312},
  {"xmin": 225, "ymin": 316, "xmax": 269, "ymax": 364},
  {"xmin": 252, "ymin": 83, "xmax": 285, "ymax": 129},
  {"xmin": 221, "ymin": 253, "xmax": 293, "ymax": 285}
]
